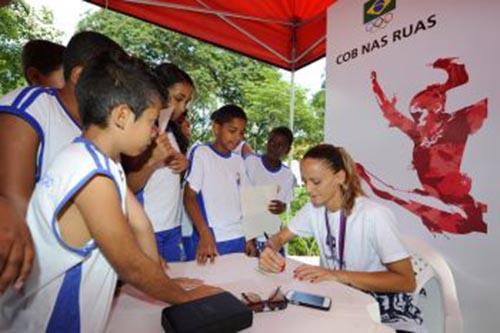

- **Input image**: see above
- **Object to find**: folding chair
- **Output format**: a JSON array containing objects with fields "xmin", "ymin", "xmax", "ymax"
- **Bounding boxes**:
[{"xmin": 402, "ymin": 236, "xmax": 463, "ymax": 333}]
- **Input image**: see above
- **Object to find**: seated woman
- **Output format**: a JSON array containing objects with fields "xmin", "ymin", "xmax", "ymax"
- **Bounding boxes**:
[{"xmin": 259, "ymin": 144, "xmax": 424, "ymax": 333}]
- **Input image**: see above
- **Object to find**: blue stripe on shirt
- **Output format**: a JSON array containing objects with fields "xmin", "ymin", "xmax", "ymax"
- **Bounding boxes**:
[
  {"xmin": 46, "ymin": 262, "xmax": 83, "ymax": 333},
  {"xmin": 50, "ymin": 169, "xmax": 111, "ymax": 257},
  {"xmin": 19, "ymin": 87, "xmax": 49, "ymax": 111},
  {"xmin": 185, "ymin": 144, "xmax": 204, "ymax": 179},
  {"xmin": 53, "ymin": 90, "xmax": 82, "ymax": 130},
  {"xmin": 77, "ymin": 138, "xmax": 125, "ymax": 206},
  {"xmin": 12, "ymin": 86, "xmax": 38, "ymax": 109}
]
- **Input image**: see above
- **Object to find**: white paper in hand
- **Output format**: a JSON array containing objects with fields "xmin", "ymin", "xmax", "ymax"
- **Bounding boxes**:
[
  {"xmin": 241, "ymin": 185, "xmax": 281, "ymax": 240},
  {"xmin": 158, "ymin": 106, "xmax": 174, "ymax": 132}
]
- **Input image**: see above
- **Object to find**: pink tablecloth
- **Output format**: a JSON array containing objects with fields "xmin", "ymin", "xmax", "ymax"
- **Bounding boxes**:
[{"xmin": 105, "ymin": 253, "xmax": 394, "ymax": 333}]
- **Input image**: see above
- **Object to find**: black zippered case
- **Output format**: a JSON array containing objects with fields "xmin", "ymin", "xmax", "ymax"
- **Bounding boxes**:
[{"xmin": 161, "ymin": 291, "xmax": 253, "ymax": 333}]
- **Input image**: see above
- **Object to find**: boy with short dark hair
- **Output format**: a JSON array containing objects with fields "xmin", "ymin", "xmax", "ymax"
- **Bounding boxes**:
[
  {"xmin": 245, "ymin": 126, "xmax": 296, "ymax": 213},
  {"xmin": 183, "ymin": 104, "xmax": 250, "ymax": 263},
  {"xmin": 244, "ymin": 126, "xmax": 296, "ymax": 255},
  {"xmin": 0, "ymin": 51, "xmax": 220, "ymax": 332},
  {"xmin": 22, "ymin": 39, "xmax": 66, "ymax": 88}
]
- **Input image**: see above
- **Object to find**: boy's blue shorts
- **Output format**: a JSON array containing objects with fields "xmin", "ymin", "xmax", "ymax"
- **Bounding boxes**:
[
  {"xmin": 184, "ymin": 230, "xmax": 245, "ymax": 261},
  {"xmin": 155, "ymin": 226, "xmax": 186, "ymax": 262},
  {"xmin": 216, "ymin": 237, "xmax": 246, "ymax": 255},
  {"xmin": 182, "ymin": 236, "xmax": 196, "ymax": 261}
]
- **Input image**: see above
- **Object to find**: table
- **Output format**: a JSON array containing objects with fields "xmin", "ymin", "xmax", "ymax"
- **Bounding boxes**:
[{"xmin": 106, "ymin": 253, "xmax": 394, "ymax": 333}]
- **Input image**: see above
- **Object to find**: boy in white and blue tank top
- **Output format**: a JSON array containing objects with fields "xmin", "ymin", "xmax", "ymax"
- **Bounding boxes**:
[
  {"xmin": 184, "ymin": 104, "xmax": 250, "ymax": 263},
  {"xmin": 0, "ymin": 86, "xmax": 81, "ymax": 181},
  {"xmin": 0, "ymin": 31, "xmax": 124, "ymax": 295},
  {"xmin": 0, "ymin": 51, "xmax": 220, "ymax": 332}
]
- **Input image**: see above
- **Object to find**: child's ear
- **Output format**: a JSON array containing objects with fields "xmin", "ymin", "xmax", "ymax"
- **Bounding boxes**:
[
  {"xmin": 25, "ymin": 67, "xmax": 39, "ymax": 85},
  {"xmin": 212, "ymin": 122, "xmax": 220, "ymax": 137},
  {"xmin": 70, "ymin": 66, "xmax": 84, "ymax": 85},
  {"xmin": 111, "ymin": 104, "xmax": 133, "ymax": 130}
]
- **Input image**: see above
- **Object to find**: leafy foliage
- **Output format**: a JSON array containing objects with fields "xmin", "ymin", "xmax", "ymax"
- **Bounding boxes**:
[
  {"xmin": 0, "ymin": 1, "xmax": 63, "ymax": 95},
  {"xmin": 77, "ymin": 10, "xmax": 324, "ymax": 158},
  {"xmin": 285, "ymin": 187, "xmax": 320, "ymax": 256}
]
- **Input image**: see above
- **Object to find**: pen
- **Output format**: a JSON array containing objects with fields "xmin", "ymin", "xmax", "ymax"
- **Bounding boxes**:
[{"xmin": 263, "ymin": 232, "xmax": 285, "ymax": 272}]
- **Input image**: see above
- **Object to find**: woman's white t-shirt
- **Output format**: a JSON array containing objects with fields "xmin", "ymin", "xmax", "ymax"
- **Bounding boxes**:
[
  {"xmin": 288, "ymin": 196, "xmax": 409, "ymax": 271},
  {"xmin": 288, "ymin": 197, "xmax": 425, "ymax": 332}
]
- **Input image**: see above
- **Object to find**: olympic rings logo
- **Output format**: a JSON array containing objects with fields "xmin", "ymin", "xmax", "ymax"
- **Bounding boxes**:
[{"xmin": 365, "ymin": 12, "xmax": 394, "ymax": 33}]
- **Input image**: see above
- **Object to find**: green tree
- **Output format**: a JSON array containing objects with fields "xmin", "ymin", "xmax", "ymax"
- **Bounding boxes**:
[
  {"xmin": 0, "ymin": 1, "xmax": 63, "ymax": 95},
  {"xmin": 77, "ymin": 9, "xmax": 323, "ymax": 155},
  {"xmin": 78, "ymin": 10, "xmax": 272, "ymax": 138},
  {"xmin": 286, "ymin": 187, "xmax": 320, "ymax": 256},
  {"xmin": 285, "ymin": 79, "xmax": 324, "ymax": 255},
  {"xmin": 295, "ymin": 77, "xmax": 325, "ymax": 157},
  {"xmin": 241, "ymin": 69, "xmax": 323, "ymax": 159}
]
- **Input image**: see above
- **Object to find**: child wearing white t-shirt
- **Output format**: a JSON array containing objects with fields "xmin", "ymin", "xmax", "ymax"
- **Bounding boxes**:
[
  {"xmin": 233, "ymin": 140, "xmax": 253, "ymax": 158},
  {"xmin": 183, "ymin": 104, "xmax": 250, "ymax": 263},
  {"xmin": 124, "ymin": 63, "xmax": 194, "ymax": 262},
  {"xmin": 244, "ymin": 126, "xmax": 296, "ymax": 255},
  {"xmin": 259, "ymin": 144, "xmax": 424, "ymax": 333}
]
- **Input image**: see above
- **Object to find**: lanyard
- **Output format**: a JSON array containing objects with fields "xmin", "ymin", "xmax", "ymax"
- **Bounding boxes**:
[{"xmin": 324, "ymin": 208, "xmax": 347, "ymax": 270}]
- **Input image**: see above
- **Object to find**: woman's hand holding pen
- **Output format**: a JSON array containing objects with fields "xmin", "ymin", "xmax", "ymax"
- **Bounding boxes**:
[
  {"xmin": 259, "ymin": 233, "xmax": 285, "ymax": 273},
  {"xmin": 259, "ymin": 246, "xmax": 286, "ymax": 273}
]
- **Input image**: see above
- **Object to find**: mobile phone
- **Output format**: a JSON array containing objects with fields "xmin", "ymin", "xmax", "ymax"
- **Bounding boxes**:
[{"xmin": 285, "ymin": 290, "xmax": 331, "ymax": 311}]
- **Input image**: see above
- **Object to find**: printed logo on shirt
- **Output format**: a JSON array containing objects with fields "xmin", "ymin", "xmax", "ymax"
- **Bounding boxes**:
[
  {"xmin": 236, "ymin": 172, "xmax": 241, "ymax": 187},
  {"xmin": 118, "ymin": 169, "xmax": 125, "ymax": 181},
  {"xmin": 40, "ymin": 175, "xmax": 55, "ymax": 188}
]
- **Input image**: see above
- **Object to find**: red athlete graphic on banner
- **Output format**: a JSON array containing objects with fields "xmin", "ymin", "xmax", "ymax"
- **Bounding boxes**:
[{"xmin": 358, "ymin": 58, "xmax": 488, "ymax": 234}]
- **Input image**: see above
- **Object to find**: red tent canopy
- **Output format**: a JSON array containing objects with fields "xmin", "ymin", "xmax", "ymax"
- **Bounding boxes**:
[{"xmin": 86, "ymin": 0, "xmax": 335, "ymax": 70}]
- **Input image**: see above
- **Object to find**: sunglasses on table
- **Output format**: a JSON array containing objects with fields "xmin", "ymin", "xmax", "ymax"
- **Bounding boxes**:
[{"xmin": 241, "ymin": 286, "xmax": 288, "ymax": 313}]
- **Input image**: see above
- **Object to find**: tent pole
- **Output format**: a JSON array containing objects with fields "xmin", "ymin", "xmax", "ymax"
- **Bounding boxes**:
[
  {"xmin": 285, "ymin": 23, "xmax": 297, "ymax": 246},
  {"xmin": 284, "ymin": 69, "xmax": 295, "ymax": 254},
  {"xmin": 288, "ymin": 68, "xmax": 296, "ymax": 163},
  {"xmin": 288, "ymin": 20, "xmax": 297, "ymax": 169},
  {"xmin": 287, "ymin": 71, "xmax": 295, "ymax": 181}
]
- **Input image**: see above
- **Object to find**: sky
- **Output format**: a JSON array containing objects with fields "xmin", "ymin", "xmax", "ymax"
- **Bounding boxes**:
[{"xmin": 28, "ymin": 0, "xmax": 325, "ymax": 96}]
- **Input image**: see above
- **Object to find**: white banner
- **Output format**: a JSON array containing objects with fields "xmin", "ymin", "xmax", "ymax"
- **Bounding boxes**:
[{"xmin": 326, "ymin": 0, "xmax": 499, "ymax": 331}]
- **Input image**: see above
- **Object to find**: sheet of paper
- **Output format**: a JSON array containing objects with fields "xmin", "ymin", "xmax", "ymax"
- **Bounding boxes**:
[
  {"xmin": 241, "ymin": 184, "xmax": 281, "ymax": 240},
  {"xmin": 158, "ymin": 106, "xmax": 174, "ymax": 132}
]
